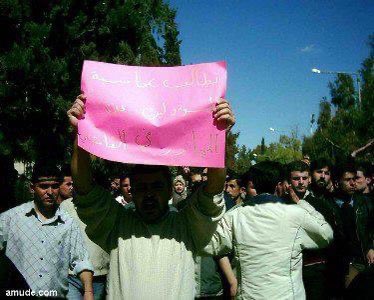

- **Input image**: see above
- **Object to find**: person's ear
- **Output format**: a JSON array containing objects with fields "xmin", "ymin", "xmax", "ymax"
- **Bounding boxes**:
[
  {"xmin": 29, "ymin": 183, "xmax": 35, "ymax": 198},
  {"xmin": 334, "ymin": 180, "xmax": 340, "ymax": 189}
]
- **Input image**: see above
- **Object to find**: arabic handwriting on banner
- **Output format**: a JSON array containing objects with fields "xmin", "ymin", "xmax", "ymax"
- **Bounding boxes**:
[{"xmin": 79, "ymin": 60, "xmax": 227, "ymax": 167}]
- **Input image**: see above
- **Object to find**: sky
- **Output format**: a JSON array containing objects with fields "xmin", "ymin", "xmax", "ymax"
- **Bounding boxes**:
[{"xmin": 168, "ymin": 0, "xmax": 374, "ymax": 149}]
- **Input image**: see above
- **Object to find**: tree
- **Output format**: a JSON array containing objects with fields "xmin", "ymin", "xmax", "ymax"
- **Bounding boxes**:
[
  {"xmin": 251, "ymin": 130, "xmax": 303, "ymax": 164},
  {"xmin": 226, "ymin": 130, "xmax": 240, "ymax": 170},
  {"xmin": 317, "ymin": 98, "xmax": 332, "ymax": 129},
  {"xmin": 232, "ymin": 145, "xmax": 253, "ymax": 174},
  {"xmin": 328, "ymin": 74, "xmax": 356, "ymax": 110},
  {"xmin": 260, "ymin": 137, "xmax": 266, "ymax": 154},
  {"xmin": 302, "ymin": 34, "xmax": 374, "ymax": 163},
  {"xmin": 0, "ymin": 0, "xmax": 181, "ymax": 166}
]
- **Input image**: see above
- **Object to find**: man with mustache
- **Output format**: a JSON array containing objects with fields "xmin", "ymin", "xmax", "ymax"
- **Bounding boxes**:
[
  {"xmin": 287, "ymin": 160, "xmax": 344, "ymax": 299},
  {"xmin": 67, "ymin": 94, "xmax": 235, "ymax": 299},
  {"xmin": 334, "ymin": 162, "xmax": 374, "ymax": 298},
  {"xmin": 310, "ymin": 158, "xmax": 334, "ymax": 198}
]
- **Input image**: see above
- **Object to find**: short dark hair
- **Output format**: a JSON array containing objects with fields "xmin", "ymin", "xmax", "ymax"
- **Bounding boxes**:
[
  {"xmin": 129, "ymin": 165, "xmax": 172, "ymax": 189},
  {"xmin": 119, "ymin": 173, "xmax": 131, "ymax": 183},
  {"xmin": 226, "ymin": 173, "xmax": 243, "ymax": 188},
  {"xmin": 356, "ymin": 161, "xmax": 371, "ymax": 177},
  {"xmin": 31, "ymin": 162, "xmax": 62, "ymax": 183},
  {"xmin": 287, "ymin": 161, "xmax": 310, "ymax": 179},
  {"xmin": 310, "ymin": 158, "xmax": 332, "ymax": 173},
  {"xmin": 61, "ymin": 164, "xmax": 72, "ymax": 177},
  {"xmin": 333, "ymin": 162, "xmax": 356, "ymax": 181},
  {"xmin": 241, "ymin": 161, "xmax": 284, "ymax": 194},
  {"xmin": 189, "ymin": 167, "xmax": 204, "ymax": 175}
]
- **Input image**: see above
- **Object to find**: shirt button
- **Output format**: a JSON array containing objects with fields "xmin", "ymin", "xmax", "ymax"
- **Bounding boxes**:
[
  {"xmin": 40, "ymin": 258, "xmax": 44, "ymax": 261},
  {"xmin": 39, "ymin": 274, "xmax": 43, "ymax": 278},
  {"xmin": 41, "ymin": 240, "xmax": 44, "ymax": 243}
]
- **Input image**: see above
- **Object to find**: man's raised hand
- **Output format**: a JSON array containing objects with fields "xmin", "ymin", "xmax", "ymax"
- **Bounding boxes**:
[
  {"xmin": 67, "ymin": 94, "xmax": 86, "ymax": 128},
  {"xmin": 213, "ymin": 98, "xmax": 236, "ymax": 131}
]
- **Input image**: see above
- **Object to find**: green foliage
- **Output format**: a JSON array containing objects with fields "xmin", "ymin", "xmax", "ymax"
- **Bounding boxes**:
[
  {"xmin": 317, "ymin": 98, "xmax": 331, "ymax": 129},
  {"xmin": 329, "ymin": 74, "xmax": 356, "ymax": 109},
  {"xmin": 254, "ymin": 130, "xmax": 303, "ymax": 164},
  {"xmin": 302, "ymin": 34, "xmax": 374, "ymax": 163},
  {"xmin": 0, "ymin": 0, "xmax": 181, "ymax": 165},
  {"xmin": 233, "ymin": 145, "xmax": 253, "ymax": 174},
  {"xmin": 226, "ymin": 130, "xmax": 240, "ymax": 169}
]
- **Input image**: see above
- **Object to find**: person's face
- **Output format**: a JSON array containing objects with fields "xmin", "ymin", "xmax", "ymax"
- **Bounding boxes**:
[
  {"xmin": 276, "ymin": 180, "xmax": 289, "ymax": 198},
  {"xmin": 110, "ymin": 178, "xmax": 120, "ymax": 192},
  {"xmin": 312, "ymin": 167, "xmax": 331, "ymax": 189},
  {"xmin": 31, "ymin": 178, "xmax": 60, "ymax": 209},
  {"xmin": 246, "ymin": 181, "xmax": 257, "ymax": 197},
  {"xmin": 120, "ymin": 177, "xmax": 132, "ymax": 201},
  {"xmin": 59, "ymin": 176, "xmax": 73, "ymax": 201},
  {"xmin": 290, "ymin": 171, "xmax": 310, "ymax": 195},
  {"xmin": 355, "ymin": 171, "xmax": 369, "ymax": 193},
  {"xmin": 190, "ymin": 173, "xmax": 202, "ymax": 183},
  {"xmin": 132, "ymin": 171, "xmax": 171, "ymax": 223},
  {"xmin": 339, "ymin": 172, "xmax": 356, "ymax": 196},
  {"xmin": 173, "ymin": 181, "xmax": 185, "ymax": 194},
  {"xmin": 225, "ymin": 179, "xmax": 241, "ymax": 200}
]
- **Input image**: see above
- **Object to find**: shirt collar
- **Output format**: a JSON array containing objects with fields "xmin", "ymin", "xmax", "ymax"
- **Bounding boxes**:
[
  {"xmin": 24, "ymin": 201, "xmax": 67, "ymax": 224},
  {"xmin": 303, "ymin": 190, "xmax": 311, "ymax": 199}
]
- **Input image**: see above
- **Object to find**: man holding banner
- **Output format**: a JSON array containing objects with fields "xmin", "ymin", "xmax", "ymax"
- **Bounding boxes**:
[{"xmin": 67, "ymin": 60, "xmax": 235, "ymax": 299}]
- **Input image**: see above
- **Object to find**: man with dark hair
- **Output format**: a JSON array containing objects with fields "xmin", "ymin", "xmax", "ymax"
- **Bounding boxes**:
[
  {"xmin": 60, "ymin": 164, "xmax": 110, "ymax": 300},
  {"xmin": 204, "ymin": 161, "xmax": 333, "ymax": 299},
  {"xmin": 115, "ymin": 173, "xmax": 132, "ymax": 206},
  {"xmin": 355, "ymin": 162, "xmax": 372, "ymax": 196},
  {"xmin": 224, "ymin": 173, "xmax": 245, "ymax": 210},
  {"xmin": 333, "ymin": 162, "xmax": 374, "ymax": 297},
  {"xmin": 57, "ymin": 164, "xmax": 74, "ymax": 204},
  {"xmin": 0, "ymin": 162, "xmax": 94, "ymax": 298},
  {"xmin": 287, "ymin": 159, "xmax": 345, "ymax": 299},
  {"xmin": 310, "ymin": 158, "xmax": 333, "ymax": 198},
  {"xmin": 67, "ymin": 94, "xmax": 235, "ymax": 299},
  {"xmin": 241, "ymin": 161, "xmax": 286, "ymax": 203},
  {"xmin": 286, "ymin": 160, "xmax": 310, "ymax": 201}
]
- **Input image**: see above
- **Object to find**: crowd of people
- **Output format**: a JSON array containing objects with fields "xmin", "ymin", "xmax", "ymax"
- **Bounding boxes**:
[{"xmin": 0, "ymin": 95, "xmax": 373, "ymax": 299}]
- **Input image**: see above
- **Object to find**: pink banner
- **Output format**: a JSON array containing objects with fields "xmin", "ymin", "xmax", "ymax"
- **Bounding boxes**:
[{"xmin": 78, "ymin": 60, "xmax": 227, "ymax": 167}]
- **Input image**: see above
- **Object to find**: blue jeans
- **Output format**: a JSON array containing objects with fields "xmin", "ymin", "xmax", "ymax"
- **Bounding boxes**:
[{"xmin": 67, "ymin": 274, "xmax": 106, "ymax": 300}]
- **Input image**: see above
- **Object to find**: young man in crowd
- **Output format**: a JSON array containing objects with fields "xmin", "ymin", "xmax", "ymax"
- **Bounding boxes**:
[
  {"xmin": 67, "ymin": 94, "xmax": 235, "ymax": 299},
  {"xmin": 0, "ymin": 163, "xmax": 94, "ymax": 298},
  {"xmin": 333, "ymin": 162, "xmax": 374, "ymax": 297},
  {"xmin": 203, "ymin": 161, "xmax": 333, "ymax": 299},
  {"xmin": 224, "ymin": 173, "xmax": 245, "ymax": 210},
  {"xmin": 287, "ymin": 160, "xmax": 344, "ymax": 299},
  {"xmin": 56, "ymin": 165, "xmax": 74, "ymax": 204},
  {"xmin": 355, "ymin": 162, "xmax": 372, "ymax": 197},
  {"xmin": 310, "ymin": 158, "xmax": 334, "ymax": 199},
  {"xmin": 59, "ymin": 170, "xmax": 110, "ymax": 300},
  {"xmin": 115, "ymin": 173, "xmax": 132, "ymax": 206}
]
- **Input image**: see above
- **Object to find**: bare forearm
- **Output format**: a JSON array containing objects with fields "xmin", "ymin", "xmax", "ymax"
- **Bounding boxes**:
[
  {"xmin": 79, "ymin": 270, "xmax": 93, "ymax": 291},
  {"xmin": 218, "ymin": 256, "xmax": 236, "ymax": 285},
  {"xmin": 205, "ymin": 168, "xmax": 226, "ymax": 195},
  {"xmin": 72, "ymin": 136, "xmax": 94, "ymax": 195}
]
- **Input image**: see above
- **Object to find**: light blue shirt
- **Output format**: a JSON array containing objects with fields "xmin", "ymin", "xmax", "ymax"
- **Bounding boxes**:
[
  {"xmin": 0, "ymin": 201, "xmax": 93, "ymax": 297},
  {"xmin": 335, "ymin": 197, "xmax": 354, "ymax": 208}
]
